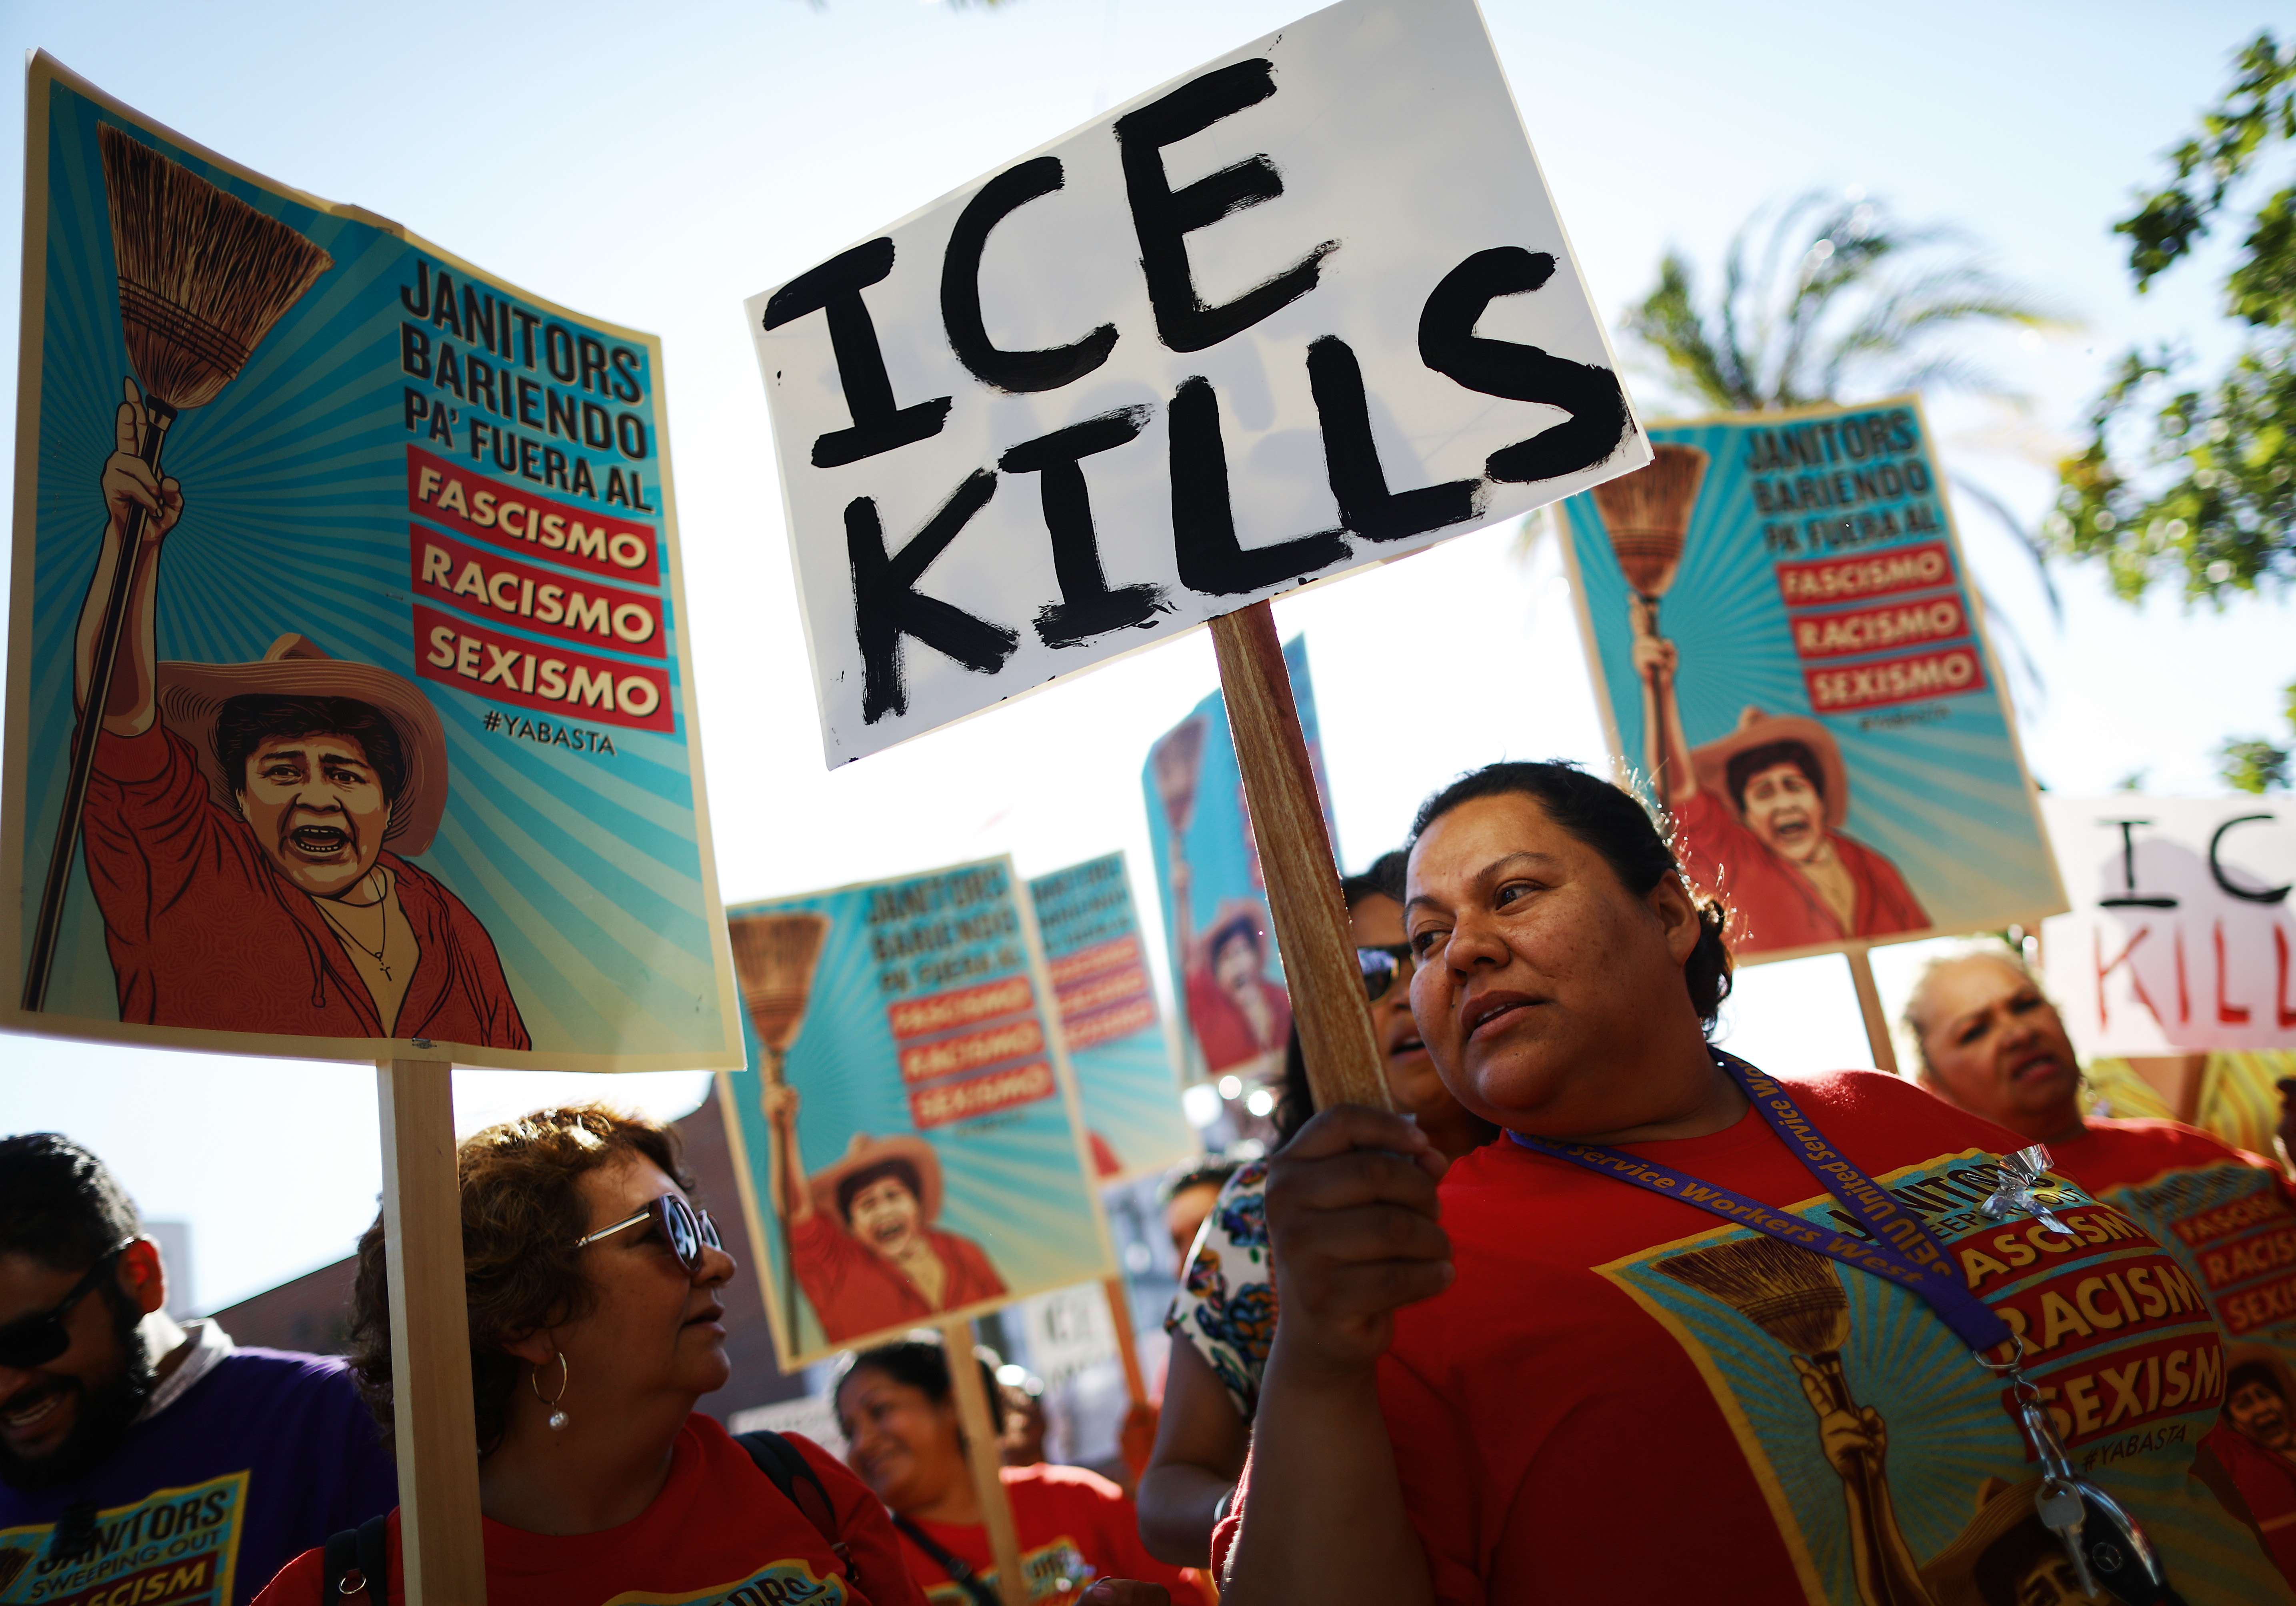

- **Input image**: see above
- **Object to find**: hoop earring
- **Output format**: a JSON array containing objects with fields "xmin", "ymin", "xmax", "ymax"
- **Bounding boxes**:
[{"xmin": 532, "ymin": 1351, "xmax": 570, "ymax": 1431}]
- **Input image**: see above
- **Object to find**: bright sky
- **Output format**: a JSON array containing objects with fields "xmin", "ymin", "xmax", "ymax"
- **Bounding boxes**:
[{"xmin": 2, "ymin": 0, "xmax": 2290, "ymax": 1313}]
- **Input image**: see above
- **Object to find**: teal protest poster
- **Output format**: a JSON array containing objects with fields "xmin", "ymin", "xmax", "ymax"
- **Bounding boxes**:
[
  {"xmin": 0, "ymin": 59, "xmax": 740, "ymax": 1069},
  {"xmin": 1559, "ymin": 397, "xmax": 2062, "ymax": 963},
  {"xmin": 1142, "ymin": 637, "xmax": 1336, "ymax": 1085},
  {"xmin": 719, "ymin": 858, "xmax": 1115, "ymax": 1367},
  {"xmin": 1027, "ymin": 853, "xmax": 1194, "ymax": 1185}
]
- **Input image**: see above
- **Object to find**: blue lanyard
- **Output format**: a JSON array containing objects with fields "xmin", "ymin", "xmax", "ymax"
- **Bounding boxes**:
[{"xmin": 1508, "ymin": 1053, "xmax": 2013, "ymax": 1352}]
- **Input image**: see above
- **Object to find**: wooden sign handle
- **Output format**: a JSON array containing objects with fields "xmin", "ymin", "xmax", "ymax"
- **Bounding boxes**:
[
  {"xmin": 377, "ymin": 1059, "xmax": 487, "ymax": 1606},
  {"xmin": 1844, "ymin": 948, "xmax": 1899, "ymax": 1075},
  {"xmin": 1102, "ymin": 1277, "xmax": 1149, "ymax": 1408},
  {"xmin": 943, "ymin": 1322, "xmax": 1030, "ymax": 1606},
  {"xmin": 1208, "ymin": 602, "xmax": 1391, "ymax": 1111}
]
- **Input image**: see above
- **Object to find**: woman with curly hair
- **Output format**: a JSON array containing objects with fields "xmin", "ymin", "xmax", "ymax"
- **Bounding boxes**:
[
  {"xmin": 1136, "ymin": 851, "xmax": 1494, "ymax": 1566},
  {"xmin": 248, "ymin": 1104, "xmax": 928, "ymax": 1606}
]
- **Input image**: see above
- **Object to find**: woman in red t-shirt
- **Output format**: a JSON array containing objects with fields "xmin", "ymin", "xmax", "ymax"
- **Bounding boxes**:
[
  {"xmin": 1218, "ymin": 762, "xmax": 2288, "ymax": 1606},
  {"xmin": 250, "ymin": 1104, "xmax": 927, "ymax": 1606},
  {"xmin": 832, "ymin": 1335, "xmax": 1200, "ymax": 1604}
]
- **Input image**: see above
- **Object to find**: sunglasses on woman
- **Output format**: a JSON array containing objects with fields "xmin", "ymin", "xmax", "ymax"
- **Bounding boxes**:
[
  {"xmin": 0, "ymin": 1238, "xmax": 137, "ymax": 1370},
  {"xmin": 572, "ymin": 1193, "xmax": 722, "ymax": 1274},
  {"xmin": 1358, "ymin": 943, "xmax": 1416, "ymax": 1005}
]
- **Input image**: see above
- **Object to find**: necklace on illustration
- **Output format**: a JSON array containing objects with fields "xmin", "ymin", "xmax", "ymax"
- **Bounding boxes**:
[{"xmin": 318, "ymin": 870, "xmax": 391, "ymax": 981}]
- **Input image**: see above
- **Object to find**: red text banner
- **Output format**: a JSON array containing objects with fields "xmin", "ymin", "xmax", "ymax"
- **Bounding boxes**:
[
  {"xmin": 886, "ymin": 975, "xmax": 1035, "ymax": 1041},
  {"xmin": 1047, "ymin": 934, "xmax": 1142, "ymax": 988},
  {"xmin": 1775, "ymin": 541, "xmax": 1955, "ymax": 609},
  {"xmin": 408, "ymin": 445, "xmax": 658, "ymax": 583},
  {"xmin": 1804, "ymin": 645, "xmax": 1987, "ymax": 713},
  {"xmin": 1789, "ymin": 594, "xmax": 1970, "ymax": 661},
  {"xmin": 897, "ymin": 1018, "xmax": 1047, "ymax": 1085},
  {"xmin": 1061, "ymin": 995, "xmax": 1159, "ymax": 1052},
  {"xmin": 412, "ymin": 530, "xmax": 666, "ymax": 657},
  {"xmin": 909, "ymin": 1061, "xmax": 1058, "ymax": 1128},
  {"xmin": 415, "ymin": 603, "xmax": 672, "ymax": 732}
]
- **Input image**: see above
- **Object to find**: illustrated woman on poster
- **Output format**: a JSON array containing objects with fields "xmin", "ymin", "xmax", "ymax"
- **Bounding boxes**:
[
  {"xmin": 1634, "ymin": 631, "xmax": 1927, "ymax": 952},
  {"xmin": 760, "ymin": 1084, "xmax": 1006, "ymax": 1343},
  {"xmin": 70, "ymin": 382, "xmax": 527, "ymax": 1045}
]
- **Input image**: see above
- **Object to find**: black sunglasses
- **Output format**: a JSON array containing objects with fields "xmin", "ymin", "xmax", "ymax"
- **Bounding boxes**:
[
  {"xmin": 572, "ymin": 1194, "xmax": 722, "ymax": 1274},
  {"xmin": 0, "ymin": 1239, "xmax": 137, "ymax": 1369},
  {"xmin": 1358, "ymin": 943, "xmax": 1416, "ymax": 1005}
]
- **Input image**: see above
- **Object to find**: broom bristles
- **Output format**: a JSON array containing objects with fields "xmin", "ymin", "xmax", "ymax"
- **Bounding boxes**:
[
  {"xmin": 730, "ymin": 914, "xmax": 831, "ymax": 1051},
  {"xmin": 100, "ymin": 126, "xmax": 334, "ymax": 412},
  {"xmin": 1591, "ymin": 444, "xmax": 1709, "ymax": 597},
  {"xmin": 1151, "ymin": 718, "xmax": 1208, "ymax": 823},
  {"xmin": 1655, "ymin": 1236, "xmax": 1850, "ymax": 1356}
]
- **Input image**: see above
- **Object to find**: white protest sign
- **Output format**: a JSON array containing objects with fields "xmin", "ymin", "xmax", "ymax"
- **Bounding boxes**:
[
  {"xmin": 2038, "ymin": 798, "xmax": 2296, "ymax": 1057},
  {"xmin": 748, "ymin": 0, "xmax": 1647, "ymax": 764}
]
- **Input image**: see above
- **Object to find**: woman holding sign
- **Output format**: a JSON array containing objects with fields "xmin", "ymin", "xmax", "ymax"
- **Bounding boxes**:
[
  {"xmin": 251, "ymin": 1105, "xmax": 927, "ymax": 1606},
  {"xmin": 1217, "ymin": 763, "xmax": 2286, "ymax": 1606}
]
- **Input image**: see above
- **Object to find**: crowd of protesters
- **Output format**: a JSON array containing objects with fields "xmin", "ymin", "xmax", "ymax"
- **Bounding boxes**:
[{"xmin": 9, "ymin": 758, "xmax": 2296, "ymax": 1605}]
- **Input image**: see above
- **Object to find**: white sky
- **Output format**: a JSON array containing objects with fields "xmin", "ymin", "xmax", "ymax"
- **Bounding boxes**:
[{"xmin": 2, "ymin": 0, "xmax": 2291, "ymax": 1312}]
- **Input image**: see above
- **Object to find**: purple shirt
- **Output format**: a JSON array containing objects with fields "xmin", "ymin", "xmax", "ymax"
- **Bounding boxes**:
[{"xmin": 0, "ymin": 1346, "xmax": 396, "ymax": 1606}]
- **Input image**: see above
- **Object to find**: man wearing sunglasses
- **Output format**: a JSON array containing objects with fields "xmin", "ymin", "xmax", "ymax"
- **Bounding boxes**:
[{"xmin": 0, "ymin": 1135, "xmax": 395, "ymax": 1606}]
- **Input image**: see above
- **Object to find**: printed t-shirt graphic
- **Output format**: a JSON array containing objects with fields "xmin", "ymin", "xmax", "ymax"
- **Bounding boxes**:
[
  {"xmin": 250, "ymin": 1418, "xmax": 923, "ymax": 1606},
  {"xmin": 0, "ymin": 1335, "xmax": 394, "ymax": 1606},
  {"xmin": 893, "ymin": 1465, "xmax": 1198, "ymax": 1605},
  {"xmin": 2051, "ymin": 1115, "xmax": 2296, "ymax": 1581},
  {"xmin": 1372, "ymin": 1071, "xmax": 2290, "ymax": 1606}
]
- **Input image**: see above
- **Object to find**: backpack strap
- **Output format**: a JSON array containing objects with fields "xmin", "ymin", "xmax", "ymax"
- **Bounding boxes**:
[
  {"xmin": 890, "ymin": 1515, "xmax": 1003, "ymax": 1606},
  {"xmin": 324, "ymin": 1514, "xmax": 390, "ymax": 1600},
  {"xmin": 734, "ymin": 1429, "xmax": 857, "ymax": 1587}
]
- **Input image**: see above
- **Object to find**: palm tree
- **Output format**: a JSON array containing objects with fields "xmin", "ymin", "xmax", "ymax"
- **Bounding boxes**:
[{"xmin": 1556, "ymin": 190, "xmax": 2071, "ymax": 696}]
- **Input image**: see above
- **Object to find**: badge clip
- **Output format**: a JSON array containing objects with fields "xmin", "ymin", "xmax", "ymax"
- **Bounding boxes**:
[{"xmin": 1981, "ymin": 1145, "xmax": 2078, "ymax": 1239}]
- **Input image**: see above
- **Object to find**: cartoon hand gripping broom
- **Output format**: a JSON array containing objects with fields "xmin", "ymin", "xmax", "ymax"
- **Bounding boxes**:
[
  {"xmin": 24, "ymin": 126, "xmax": 334, "ymax": 1009},
  {"xmin": 1656, "ymin": 1236, "xmax": 1937, "ymax": 1606},
  {"xmin": 1588, "ymin": 443, "xmax": 1707, "ymax": 799},
  {"xmin": 730, "ymin": 912, "xmax": 832, "ymax": 1346}
]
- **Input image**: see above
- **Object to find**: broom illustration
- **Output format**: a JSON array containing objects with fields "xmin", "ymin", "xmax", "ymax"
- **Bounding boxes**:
[
  {"xmin": 1590, "ymin": 443, "xmax": 1708, "ymax": 801},
  {"xmin": 730, "ymin": 911, "xmax": 832, "ymax": 1343},
  {"xmin": 1656, "ymin": 1237, "xmax": 1931, "ymax": 1606},
  {"xmin": 1150, "ymin": 715, "xmax": 1210, "ymax": 837},
  {"xmin": 23, "ymin": 126, "xmax": 334, "ymax": 1010}
]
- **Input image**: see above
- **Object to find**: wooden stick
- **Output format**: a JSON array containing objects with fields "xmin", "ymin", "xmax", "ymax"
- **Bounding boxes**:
[
  {"xmin": 1844, "ymin": 948, "xmax": 1898, "ymax": 1075},
  {"xmin": 1102, "ymin": 1277, "xmax": 1148, "ymax": 1408},
  {"xmin": 377, "ymin": 1060, "xmax": 486, "ymax": 1606},
  {"xmin": 1207, "ymin": 602, "xmax": 1390, "ymax": 1111},
  {"xmin": 943, "ymin": 1322, "xmax": 1030, "ymax": 1606}
]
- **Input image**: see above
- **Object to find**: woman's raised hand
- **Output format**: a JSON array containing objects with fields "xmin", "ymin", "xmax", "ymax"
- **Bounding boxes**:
[
  {"xmin": 103, "ymin": 379, "xmax": 183, "ymax": 545},
  {"xmin": 1264, "ymin": 1106, "xmax": 1452, "ymax": 1384}
]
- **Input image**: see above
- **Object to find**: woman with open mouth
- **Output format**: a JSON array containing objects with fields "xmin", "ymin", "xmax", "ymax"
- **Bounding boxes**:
[{"xmin": 1212, "ymin": 761, "xmax": 2286, "ymax": 1606}]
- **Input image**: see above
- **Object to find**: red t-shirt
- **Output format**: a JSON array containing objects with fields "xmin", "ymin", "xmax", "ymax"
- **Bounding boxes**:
[
  {"xmin": 792, "ymin": 1212, "xmax": 1008, "ymax": 1343},
  {"xmin": 893, "ymin": 1463, "xmax": 1199, "ymax": 1604},
  {"xmin": 250, "ymin": 1417, "xmax": 924, "ymax": 1606},
  {"xmin": 83, "ymin": 724, "xmax": 528, "ymax": 1045},
  {"xmin": 2051, "ymin": 1116, "xmax": 2296, "ymax": 1584},
  {"xmin": 1238, "ymin": 1071, "xmax": 2286, "ymax": 1604},
  {"xmin": 1181, "ymin": 968, "xmax": 1291, "ymax": 1075},
  {"xmin": 1673, "ymin": 786, "xmax": 1928, "ymax": 953}
]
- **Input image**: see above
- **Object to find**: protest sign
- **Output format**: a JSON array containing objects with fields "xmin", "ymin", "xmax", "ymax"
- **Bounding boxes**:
[
  {"xmin": 747, "ymin": 0, "xmax": 1647, "ymax": 767},
  {"xmin": 1027, "ymin": 853, "xmax": 1196, "ymax": 1182},
  {"xmin": 719, "ymin": 858, "xmax": 1116, "ymax": 1368},
  {"xmin": 1143, "ymin": 636, "xmax": 1333, "ymax": 1088},
  {"xmin": 2039, "ymin": 798, "xmax": 2296, "ymax": 1059},
  {"xmin": 1560, "ymin": 397, "xmax": 2063, "ymax": 967},
  {"xmin": 2, "ymin": 57, "xmax": 740, "ymax": 1072}
]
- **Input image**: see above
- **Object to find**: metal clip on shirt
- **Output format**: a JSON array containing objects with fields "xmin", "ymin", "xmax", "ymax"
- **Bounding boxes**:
[{"xmin": 1980, "ymin": 1144, "xmax": 2080, "ymax": 1239}]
